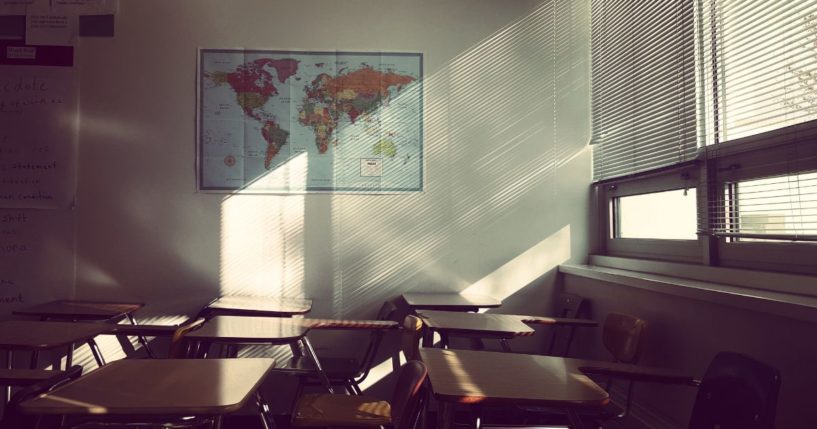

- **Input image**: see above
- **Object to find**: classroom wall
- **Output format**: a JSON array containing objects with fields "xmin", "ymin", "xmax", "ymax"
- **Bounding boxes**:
[
  {"xmin": 69, "ymin": 0, "xmax": 591, "ymax": 358},
  {"xmin": 565, "ymin": 274, "xmax": 816, "ymax": 428}
]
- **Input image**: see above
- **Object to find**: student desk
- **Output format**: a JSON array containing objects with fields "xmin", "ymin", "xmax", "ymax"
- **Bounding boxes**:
[
  {"xmin": 13, "ymin": 300, "xmax": 154, "ymax": 357},
  {"xmin": 400, "ymin": 293, "xmax": 501, "ymax": 312},
  {"xmin": 420, "ymin": 348, "xmax": 610, "ymax": 429},
  {"xmin": 184, "ymin": 316, "xmax": 335, "ymax": 393},
  {"xmin": 199, "ymin": 295, "xmax": 312, "ymax": 318},
  {"xmin": 0, "ymin": 320, "xmax": 111, "ymax": 403},
  {"xmin": 19, "ymin": 358, "xmax": 277, "ymax": 429},
  {"xmin": 0, "ymin": 320, "xmax": 110, "ymax": 369},
  {"xmin": 416, "ymin": 310, "xmax": 535, "ymax": 351},
  {"xmin": 0, "ymin": 368, "xmax": 69, "ymax": 386}
]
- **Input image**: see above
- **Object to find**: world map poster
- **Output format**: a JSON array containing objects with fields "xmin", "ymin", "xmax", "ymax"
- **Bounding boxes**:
[{"xmin": 197, "ymin": 49, "xmax": 423, "ymax": 193}]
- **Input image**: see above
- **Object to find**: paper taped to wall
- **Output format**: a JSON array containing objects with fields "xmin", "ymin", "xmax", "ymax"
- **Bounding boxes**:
[{"xmin": 0, "ymin": 43, "xmax": 77, "ymax": 209}]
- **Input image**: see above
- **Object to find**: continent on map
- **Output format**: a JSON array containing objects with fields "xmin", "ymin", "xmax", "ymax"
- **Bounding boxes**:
[
  {"xmin": 206, "ymin": 58, "xmax": 299, "ymax": 167},
  {"xmin": 261, "ymin": 120, "xmax": 289, "ymax": 168},
  {"xmin": 207, "ymin": 58, "xmax": 299, "ymax": 120},
  {"xmin": 298, "ymin": 66, "xmax": 416, "ymax": 154},
  {"xmin": 372, "ymin": 139, "xmax": 397, "ymax": 157}
]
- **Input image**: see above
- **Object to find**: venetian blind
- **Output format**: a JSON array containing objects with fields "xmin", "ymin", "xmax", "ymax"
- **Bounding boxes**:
[
  {"xmin": 591, "ymin": 0, "xmax": 697, "ymax": 182},
  {"xmin": 699, "ymin": 0, "xmax": 817, "ymax": 241}
]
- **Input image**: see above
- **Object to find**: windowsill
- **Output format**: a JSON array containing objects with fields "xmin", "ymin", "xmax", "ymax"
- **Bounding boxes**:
[{"xmin": 559, "ymin": 256, "xmax": 817, "ymax": 324}]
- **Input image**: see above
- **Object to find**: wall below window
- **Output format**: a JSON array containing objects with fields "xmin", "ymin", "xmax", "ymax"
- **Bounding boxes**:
[{"xmin": 565, "ymin": 273, "xmax": 816, "ymax": 428}]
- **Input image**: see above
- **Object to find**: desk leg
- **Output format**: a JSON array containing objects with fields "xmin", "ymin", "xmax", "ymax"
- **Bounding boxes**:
[
  {"xmin": 87, "ymin": 339, "xmax": 106, "ymax": 367},
  {"xmin": 300, "ymin": 338, "xmax": 334, "ymax": 394},
  {"xmin": 499, "ymin": 339, "xmax": 512, "ymax": 353},
  {"xmin": 212, "ymin": 415, "xmax": 223, "ymax": 429},
  {"xmin": 4, "ymin": 349, "xmax": 11, "ymax": 404},
  {"xmin": 126, "ymin": 314, "xmax": 155, "ymax": 358},
  {"xmin": 29, "ymin": 350, "xmax": 39, "ymax": 369},
  {"xmin": 256, "ymin": 391, "xmax": 276, "ymax": 429},
  {"xmin": 65, "ymin": 344, "xmax": 74, "ymax": 370},
  {"xmin": 437, "ymin": 402, "xmax": 454, "ymax": 429}
]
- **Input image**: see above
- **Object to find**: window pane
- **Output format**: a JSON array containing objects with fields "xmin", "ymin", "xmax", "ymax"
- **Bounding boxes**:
[
  {"xmin": 615, "ymin": 189, "xmax": 698, "ymax": 239},
  {"xmin": 726, "ymin": 171, "xmax": 817, "ymax": 241}
]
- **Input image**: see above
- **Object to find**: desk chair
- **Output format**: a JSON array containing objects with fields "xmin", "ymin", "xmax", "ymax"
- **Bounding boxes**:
[
  {"xmin": 687, "ymin": 351, "xmax": 780, "ymax": 429},
  {"xmin": 496, "ymin": 313, "xmax": 647, "ymax": 428},
  {"xmin": 292, "ymin": 360, "xmax": 428, "ymax": 429},
  {"xmin": 167, "ymin": 317, "xmax": 206, "ymax": 359},
  {"xmin": 573, "ymin": 351, "xmax": 781, "ymax": 429},
  {"xmin": 293, "ymin": 301, "xmax": 398, "ymax": 394},
  {"xmin": 546, "ymin": 292, "xmax": 587, "ymax": 357},
  {"xmin": 401, "ymin": 314, "xmax": 424, "ymax": 361}
]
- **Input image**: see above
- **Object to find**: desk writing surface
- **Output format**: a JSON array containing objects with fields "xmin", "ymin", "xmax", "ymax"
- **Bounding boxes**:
[
  {"xmin": 573, "ymin": 359, "xmax": 697, "ymax": 385},
  {"xmin": 19, "ymin": 358, "xmax": 276, "ymax": 415},
  {"xmin": 203, "ymin": 295, "xmax": 312, "ymax": 317},
  {"xmin": 186, "ymin": 316, "xmax": 308, "ymax": 344},
  {"xmin": 420, "ymin": 348, "xmax": 609, "ymax": 407},
  {"xmin": 0, "ymin": 320, "xmax": 111, "ymax": 350},
  {"xmin": 0, "ymin": 368, "xmax": 67, "ymax": 386},
  {"xmin": 417, "ymin": 310, "xmax": 535, "ymax": 338},
  {"xmin": 299, "ymin": 318, "xmax": 398, "ymax": 330},
  {"xmin": 13, "ymin": 300, "xmax": 144, "ymax": 320},
  {"xmin": 514, "ymin": 315, "xmax": 598, "ymax": 327},
  {"xmin": 401, "ymin": 293, "xmax": 501, "ymax": 311}
]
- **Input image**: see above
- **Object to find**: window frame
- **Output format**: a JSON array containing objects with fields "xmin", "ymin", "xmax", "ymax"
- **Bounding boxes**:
[
  {"xmin": 597, "ymin": 165, "xmax": 702, "ymax": 264},
  {"xmin": 595, "ymin": 120, "xmax": 817, "ymax": 276},
  {"xmin": 707, "ymin": 122, "xmax": 817, "ymax": 275}
]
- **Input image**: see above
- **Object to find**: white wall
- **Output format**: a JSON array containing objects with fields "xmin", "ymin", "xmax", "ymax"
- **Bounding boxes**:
[{"xmin": 70, "ymin": 0, "xmax": 591, "ymax": 360}]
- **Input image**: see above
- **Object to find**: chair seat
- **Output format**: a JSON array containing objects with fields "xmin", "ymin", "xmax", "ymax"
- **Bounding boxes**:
[{"xmin": 293, "ymin": 393, "xmax": 392, "ymax": 427}]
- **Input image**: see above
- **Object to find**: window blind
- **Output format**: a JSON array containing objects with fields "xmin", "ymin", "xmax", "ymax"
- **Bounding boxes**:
[
  {"xmin": 698, "ymin": 0, "xmax": 817, "ymax": 241},
  {"xmin": 590, "ymin": 0, "xmax": 697, "ymax": 182},
  {"xmin": 697, "ymin": 0, "xmax": 817, "ymax": 146}
]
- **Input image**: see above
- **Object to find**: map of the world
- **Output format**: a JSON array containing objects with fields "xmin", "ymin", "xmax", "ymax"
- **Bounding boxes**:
[{"xmin": 198, "ymin": 49, "xmax": 423, "ymax": 192}]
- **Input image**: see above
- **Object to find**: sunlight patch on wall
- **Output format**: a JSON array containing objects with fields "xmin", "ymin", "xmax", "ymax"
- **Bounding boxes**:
[
  {"xmin": 80, "ymin": 114, "xmax": 147, "ymax": 142},
  {"xmin": 219, "ymin": 189, "xmax": 306, "ymax": 297},
  {"xmin": 463, "ymin": 225, "xmax": 571, "ymax": 301}
]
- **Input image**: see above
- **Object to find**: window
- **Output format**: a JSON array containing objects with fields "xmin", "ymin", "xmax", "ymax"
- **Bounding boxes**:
[
  {"xmin": 591, "ymin": 0, "xmax": 817, "ymax": 274},
  {"xmin": 614, "ymin": 189, "xmax": 698, "ymax": 240},
  {"xmin": 724, "ymin": 171, "xmax": 817, "ymax": 242}
]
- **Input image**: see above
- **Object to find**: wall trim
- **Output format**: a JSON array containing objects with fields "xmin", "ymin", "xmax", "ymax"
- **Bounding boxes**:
[{"xmin": 559, "ymin": 263, "xmax": 817, "ymax": 324}]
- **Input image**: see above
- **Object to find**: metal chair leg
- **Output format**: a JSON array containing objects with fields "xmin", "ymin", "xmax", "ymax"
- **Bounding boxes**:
[
  {"xmin": 126, "ymin": 314, "xmax": 155, "ymax": 358},
  {"xmin": 87, "ymin": 339, "xmax": 106, "ymax": 367},
  {"xmin": 256, "ymin": 391, "xmax": 276, "ymax": 429},
  {"xmin": 300, "ymin": 338, "xmax": 334, "ymax": 394}
]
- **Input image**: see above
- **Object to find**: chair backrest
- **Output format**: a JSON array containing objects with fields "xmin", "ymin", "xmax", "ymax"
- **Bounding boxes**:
[
  {"xmin": 168, "ymin": 317, "xmax": 206, "ymax": 358},
  {"xmin": 1, "ymin": 365, "xmax": 83, "ymax": 429},
  {"xmin": 390, "ymin": 360, "xmax": 429, "ymax": 429},
  {"xmin": 602, "ymin": 312, "xmax": 648, "ymax": 364},
  {"xmin": 688, "ymin": 352, "xmax": 781, "ymax": 429},
  {"xmin": 401, "ymin": 315, "xmax": 424, "ymax": 361},
  {"xmin": 547, "ymin": 293, "xmax": 587, "ymax": 356},
  {"xmin": 555, "ymin": 293, "xmax": 585, "ymax": 318}
]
